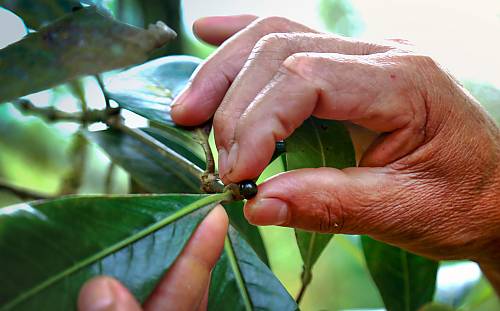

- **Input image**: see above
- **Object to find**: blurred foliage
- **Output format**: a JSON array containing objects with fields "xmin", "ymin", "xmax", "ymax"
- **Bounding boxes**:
[{"xmin": 319, "ymin": 0, "xmax": 365, "ymax": 36}]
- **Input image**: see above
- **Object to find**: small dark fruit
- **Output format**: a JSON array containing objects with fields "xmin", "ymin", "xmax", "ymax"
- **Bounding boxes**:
[{"xmin": 238, "ymin": 180, "xmax": 258, "ymax": 200}]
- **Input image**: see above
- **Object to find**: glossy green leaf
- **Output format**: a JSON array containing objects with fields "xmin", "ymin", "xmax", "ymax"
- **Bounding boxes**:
[
  {"xmin": 104, "ymin": 55, "xmax": 201, "ymax": 129},
  {"xmin": 362, "ymin": 236, "xmax": 439, "ymax": 311},
  {"xmin": 86, "ymin": 128, "xmax": 202, "ymax": 193},
  {"xmin": 0, "ymin": 193, "xmax": 228, "ymax": 310},
  {"xmin": 0, "ymin": 6, "xmax": 176, "ymax": 103},
  {"xmin": 86, "ymin": 128, "xmax": 269, "ymax": 264},
  {"xmin": 285, "ymin": 117, "xmax": 355, "ymax": 286},
  {"xmin": 209, "ymin": 226, "xmax": 297, "ymax": 311}
]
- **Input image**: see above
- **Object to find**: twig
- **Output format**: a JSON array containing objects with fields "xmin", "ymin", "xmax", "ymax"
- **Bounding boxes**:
[
  {"xmin": 15, "ymin": 99, "xmax": 119, "ymax": 123},
  {"xmin": 95, "ymin": 75, "xmax": 111, "ymax": 109},
  {"xmin": 195, "ymin": 123, "xmax": 223, "ymax": 193},
  {"xmin": 0, "ymin": 179, "xmax": 52, "ymax": 200},
  {"xmin": 295, "ymin": 268, "xmax": 312, "ymax": 304}
]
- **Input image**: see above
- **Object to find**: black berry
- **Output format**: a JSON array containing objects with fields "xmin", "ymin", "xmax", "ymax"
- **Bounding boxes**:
[{"xmin": 238, "ymin": 180, "xmax": 258, "ymax": 200}]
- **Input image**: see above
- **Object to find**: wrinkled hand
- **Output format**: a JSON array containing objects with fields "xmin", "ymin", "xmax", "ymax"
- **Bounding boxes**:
[
  {"xmin": 78, "ymin": 206, "xmax": 228, "ymax": 311},
  {"xmin": 171, "ymin": 15, "xmax": 500, "ymax": 287}
]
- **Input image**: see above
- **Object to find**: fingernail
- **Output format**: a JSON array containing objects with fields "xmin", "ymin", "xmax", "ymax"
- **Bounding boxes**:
[
  {"xmin": 225, "ymin": 143, "xmax": 239, "ymax": 178},
  {"xmin": 79, "ymin": 279, "xmax": 114, "ymax": 311},
  {"xmin": 247, "ymin": 198, "xmax": 289, "ymax": 225},
  {"xmin": 171, "ymin": 84, "xmax": 191, "ymax": 109},
  {"xmin": 218, "ymin": 148, "xmax": 228, "ymax": 178}
]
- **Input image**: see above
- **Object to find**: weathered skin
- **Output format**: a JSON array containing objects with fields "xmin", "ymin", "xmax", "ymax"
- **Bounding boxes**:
[{"xmin": 171, "ymin": 15, "xmax": 500, "ymax": 293}]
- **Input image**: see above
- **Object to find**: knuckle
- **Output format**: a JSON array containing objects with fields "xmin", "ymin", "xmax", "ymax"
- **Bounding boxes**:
[
  {"xmin": 281, "ymin": 53, "xmax": 316, "ymax": 79},
  {"xmin": 253, "ymin": 16, "xmax": 292, "ymax": 32},
  {"xmin": 253, "ymin": 33, "xmax": 288, "ymax": 52}
]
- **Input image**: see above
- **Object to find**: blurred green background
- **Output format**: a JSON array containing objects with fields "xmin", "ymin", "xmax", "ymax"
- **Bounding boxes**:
[{"xmin": 0, "ymin": 0, "xmax": 499, "ymax": 310}]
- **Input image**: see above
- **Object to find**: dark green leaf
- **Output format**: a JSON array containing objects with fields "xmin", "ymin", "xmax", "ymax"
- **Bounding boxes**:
[
  {"xmin": 362, "ymin": 236, "xmax": 439, "ymax": 311},
  {"xmin": 0, "ymin": 6, "xmax": 176, "ymax": 103},
  {"xmin": 104, "ymin": 55, "xmax": 200, "ymax": 129},
  {"xmin": 86, "ymin": 128, "xmax": 269, "ymax": 264},
  {"xmin": 223, "ymin": 201, "xmax": 268, "ymax": 266},
  {"xmin": 209, "ymin": 226, "xmax": 297, "ymax": 311},
  {"xmin": 86, "ymin": 128, "xmax": 202, "ymax": 193},
  {"xmin": 0, "ymin": 193, "xmax": 226, "ymax": 310},
  {"xmin": 285, "ymin": 117, "xmax": 355, "ymax": 279}
]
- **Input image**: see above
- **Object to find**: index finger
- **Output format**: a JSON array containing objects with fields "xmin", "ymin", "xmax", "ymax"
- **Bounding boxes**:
[
  {"xmin": 171, "ymin": 16, "xmax": 316, "ymax": 126},
  {"xmin": 143, "ymin": 205, "xmax": 229, "ymax": 311}
]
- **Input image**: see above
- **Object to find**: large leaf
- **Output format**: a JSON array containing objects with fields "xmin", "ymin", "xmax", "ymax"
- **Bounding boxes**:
[
  {"xmin": 0, "ymin": 6, "xmax": 176, "ymax": 103},
  {"xmin": 0, "ymin": 193, "xmax": 226, "ymax": 310},
  {"xmin": 86, "ymin": 128, "xmax": 202, "ymax": 193},
  {"xmin": 86, "ymin": 128, "xmax": 269, "ymax": 264},
  {"xmin": 208, "ymin": 226, "xmax": 297, "ymax": 311},
  {"xmin": 285, "ymin": 117, "xmax": 355, "ymax": 289},
  {"xmin": 362, "ymin": 236, "xmax": 439, "ymax": 311},
  {"xmin": 104, "ymin": 55, "xmax": 200, "ymax": 130}
]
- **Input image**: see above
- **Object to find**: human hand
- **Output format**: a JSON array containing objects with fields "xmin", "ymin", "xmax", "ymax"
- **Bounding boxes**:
[
  {"xmin": 77, "ymin": 206, "xmax": 228, "ymax": 311},
  {"xmin": 171, "ymin": 15, "xmax": 500, "ymax": 290}
]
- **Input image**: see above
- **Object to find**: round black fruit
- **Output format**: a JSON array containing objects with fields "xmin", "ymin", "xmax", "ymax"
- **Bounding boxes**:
[{"xmin": 238, "ymin": 180, "xmax": 258, "ymax": 200}]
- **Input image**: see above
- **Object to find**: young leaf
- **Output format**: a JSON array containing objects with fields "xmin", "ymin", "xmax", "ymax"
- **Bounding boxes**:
[
  {"xmin": 0, "ymin": 193, "xmax": 228, "ymax": 310},
  {"xmin": 284, "ymin": 117, "xmax": 355, "ymax": 297},
  {"xmin": 0, "ymin": 6, "xmax": 176, "ymax": 103},
  {"xmin": 104, "ymin": 55, "xmax": 201, "ymax": 130},
  {"xmin": 361, "ymin": 236, "xmax": 439, "ymax": 311},
  {"xmin": 209, "ymin": 226, "xmax": 297, "ymax": 311}
]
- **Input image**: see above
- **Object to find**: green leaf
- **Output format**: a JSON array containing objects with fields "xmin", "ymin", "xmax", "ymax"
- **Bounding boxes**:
[
  {"xmin": 209, "ymin": 226, "xmax": 297, "ymax": 311},
  {"xmin": 361, "ymin": 236, "xmax": 439, "ymax": 311},
  {"xmin": 419, "ymin": 303, "xmax": 455, "ymax": 311},
  {"xmin": 0, "ymin": 6, "xmax": 176, "ymax": 103},
  {"xmin": 285, "ymin": 117, "xmax": 355, "ymax": 287},
  {"xmin": 86, "ymin": 128, "xmax": 269, "ymax": 264},
  {"xmin": 0, "ymin": 192, "xmax": 228, "ymax": 310},
  {"xmin": 1, "ymin": 0, "xmax": 78, "ymax": 29},
  {"xmin": 104, "ymin": 55, "xmax": 201, "ymax": 129},
  {"xmin": 86, "ymin": 128, "xmax": 202, "ymax": 193}
]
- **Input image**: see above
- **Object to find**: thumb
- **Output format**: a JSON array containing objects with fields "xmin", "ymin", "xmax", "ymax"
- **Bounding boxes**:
[{"xmin": 244, "ymin": 167, "xmax": 404, "ymax": 235}]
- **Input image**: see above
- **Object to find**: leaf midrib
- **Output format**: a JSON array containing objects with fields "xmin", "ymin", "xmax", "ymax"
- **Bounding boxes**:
[
  {"xmin": 2, "ymin": 192, "xmax": 230, "ymax": 310},
  {"xmin": 225, "ymin": 235, "xmax": 252, "ymax": 311}
]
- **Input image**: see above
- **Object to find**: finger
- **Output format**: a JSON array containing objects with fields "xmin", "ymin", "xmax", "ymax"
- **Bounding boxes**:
[
  {"xmin": 221, "ymin": 52, "xmax": 430, "ymax": 183},
  {"xmin": 193, "ymin": 15, "xmax": 258, "ymax": 46},
  {"xmin": 213, "ymin": 33, "xmax": 392, "ymax": 177},
  {"xmin": 143, "ymin": 205, "xmax": 228, "ymax": 311},
  {"xmin": 171, "ymin": 16, "xmax": 316, "ymax": 126},
  {"xmin": 78, "ymin": 276, "xmax": 142, "ymax": 311},
  {"xmin": 243, "ymin": 167, "xmax": 406, "ymax": 237}
]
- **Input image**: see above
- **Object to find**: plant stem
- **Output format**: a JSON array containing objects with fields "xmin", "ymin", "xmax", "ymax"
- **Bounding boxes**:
[
  {"xmin": 15, "ymin": 99, "xmax": 119, "ymax": 123},
  {"xmin": 104, "ymin": 162, "xmax": 115, "ymax": 194},
  {"xmin": 0, "ymin": 179, "xmax": 52, "ymax": 200},
  {"xmin": 115, "ymin": 123, "xmax": 204, "ymax": 180},
  {"xmin": 296, "ymin": 268, "xmax": 312, "ymax": 304},
  {"xmin": 95, "ymin": 75, "xmax": 111, "ymax": 109},
  {"xmin": 195, "ymin": 124, "xmax": 224, "ymax": 193}
]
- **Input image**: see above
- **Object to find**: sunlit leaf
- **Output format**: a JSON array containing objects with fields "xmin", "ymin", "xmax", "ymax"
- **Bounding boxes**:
[
  {"xmin": 104, "ymin": 55, "xmax": 200, "ymax": 129},
  {"xmin": 362, "ymin": 236, "xmax": 439, "ymax": 311},
  {"xmin": 285, "ymin": 117, "xmax": 355, "ymax": 293},
  {"xmin": 0, "ymin": 6, "xmax": 176, "ymax": 103},
  {"xmin": 0, "ymin": 193, "xmax": 227, "ymax": 310}
]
